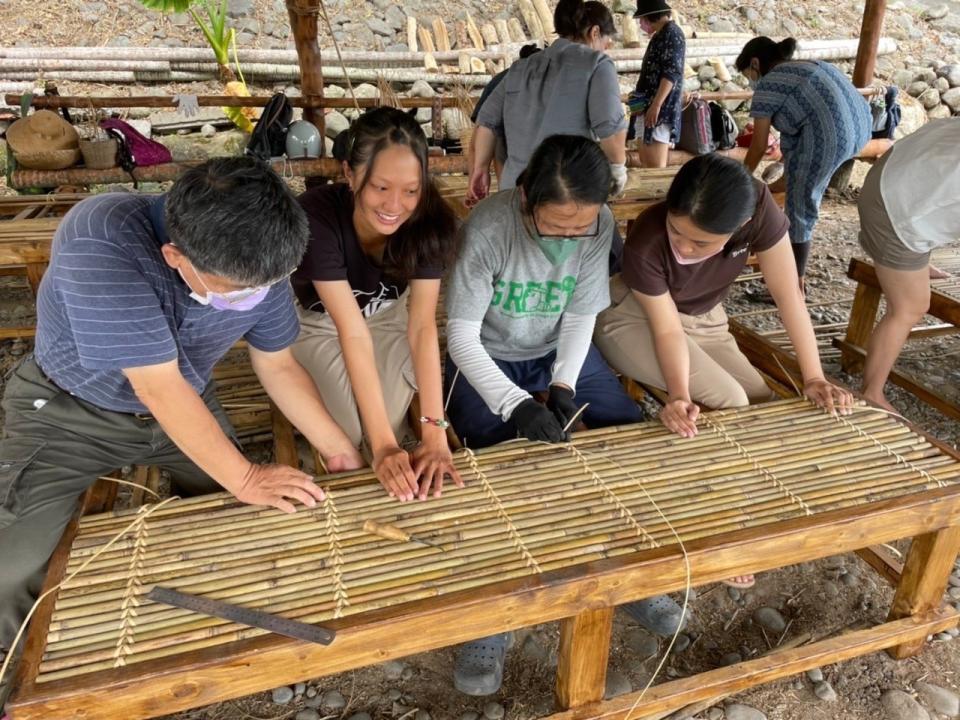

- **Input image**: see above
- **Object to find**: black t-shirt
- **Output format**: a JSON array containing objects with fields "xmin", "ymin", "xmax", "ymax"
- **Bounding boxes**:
[
  {"xmin": 293, "ymin": 183, "xmax": 444, "ymax": 316},
  {"xmin": 621, "ymin": 181, "xmax": 790, "ymax": 315}
]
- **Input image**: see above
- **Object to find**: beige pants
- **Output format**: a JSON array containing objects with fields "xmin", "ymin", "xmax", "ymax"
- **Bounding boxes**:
[
  {"xmin": 595, "ymin": 277, "xmax": 774, "ymax": 409},
  {"xmin": 292, "ymin": 295, "xmax": 416, "ymax": 448}
]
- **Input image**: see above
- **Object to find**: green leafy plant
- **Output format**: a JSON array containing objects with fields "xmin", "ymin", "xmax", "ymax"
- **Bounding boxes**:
[{"xmin": 139, "ymin": 0, "xmax": 236, "ymax": 81}]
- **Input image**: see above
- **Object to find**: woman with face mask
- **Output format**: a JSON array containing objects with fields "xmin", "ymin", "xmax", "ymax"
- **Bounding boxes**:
[
  {"xmin": 595, "ymin": 154, "xmax": 852, "ymax": 437},
  {"xmin": 292, "ymin": 107, "xmax": 462, "ymax": 503},
  {"xmin": 628, "ymin": 0, "xmax": 686, "ymax": 168},
  {"xmin": 445, "ymin": 135, "xmax": 691, "ymax": 695},
  {"xmin": 466, "ymin": 0, "xmax": 628, "ymax": 205},
  {"xmin": 735, "ymin": 37, "xmax": 874, "ymax": 280}
]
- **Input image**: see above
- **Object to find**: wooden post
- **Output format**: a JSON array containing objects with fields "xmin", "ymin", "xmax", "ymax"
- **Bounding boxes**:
[
  {"xmin": 886, "ymin": 527, "xmax": 960, "ymax": 659},
  {"xmin": 270, "ymin": 401, "xmax": 300, "ymax": 469},
  {"xmin": 286, "ymin": 0, "xmax": 325, "ymax": 141},
  {"xmin": 555, "ymin": 606, "xmax": 614, "ymax": 709},
  {"xmin": 840, "ymin": 281, "xmax": 881, "ymax": 373},
  {"xmin": 853, "ymin": 0, "xmax": 886, "ymax": 86}
]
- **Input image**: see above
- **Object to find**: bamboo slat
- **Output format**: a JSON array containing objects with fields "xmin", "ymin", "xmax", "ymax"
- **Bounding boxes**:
[{"xmin": 32, "ymin": 399, "xmax": 960, "ymax": 682}]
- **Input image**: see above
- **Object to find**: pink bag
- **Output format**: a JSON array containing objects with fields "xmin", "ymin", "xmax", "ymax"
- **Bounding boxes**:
[{"xmin": 100, "ymin": 118, "xmax": 172, "ymax": 166}]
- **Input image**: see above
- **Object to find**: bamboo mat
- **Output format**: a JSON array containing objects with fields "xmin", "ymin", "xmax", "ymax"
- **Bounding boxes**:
[
  {"xmin": 35, "ymin": 399, "xmax": 960, "ymax": 683},
  {"xmin": 932, "ymin": 247, "xmax": 960, "ymax": 303}
]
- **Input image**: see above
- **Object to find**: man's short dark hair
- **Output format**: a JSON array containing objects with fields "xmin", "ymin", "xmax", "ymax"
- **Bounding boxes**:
[{"xmin": 165, "ymin": 157, "xmax": 308, "ymax": 286}]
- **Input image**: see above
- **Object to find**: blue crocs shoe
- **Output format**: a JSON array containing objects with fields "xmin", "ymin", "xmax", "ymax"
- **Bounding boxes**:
[
  {"xmin": 453, "ymin": 632, "xmax": 511, "ymax": 696},
  {"xmin": 622, "ymin": 595, "xmax": 690, "ymax": 637}
]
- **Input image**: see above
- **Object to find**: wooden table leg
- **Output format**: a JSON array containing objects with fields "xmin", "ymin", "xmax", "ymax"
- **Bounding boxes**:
[
  {"xmin": 886, "ymin": 527, "xmax": 960, "ymax": 659},
  {"xmin": 840, "ymin": 281, "xmax": 881, "ymax": 373},
  {"xmin": 555, "ymin": 606, "xmax": 614, "ymax": 710},
  {"xmin": 25, "ymin": 261, "xmax": 48, "ymax": 297},
  {"xmin": 270, "ymin": 401, "xmax": 299, "ymax": 469}
]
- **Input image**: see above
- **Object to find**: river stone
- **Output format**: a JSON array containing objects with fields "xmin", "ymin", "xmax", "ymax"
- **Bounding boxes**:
[
  {"xmin": 323, "ymin": 690, "xmax": 347, "ymax": 711},
  {"xmin": 348, "ymin": 714, "xmax": 373, "ymax": 720},
  {"xmin": 719, "ymin": 652, "xmax": 742, "ymax": 666},
  {"xmin": 387, "ymin": 689, "xmax": 403, "ymax": 701},
  {"xmin": 625, "ymin": 628, "xmax": 659, "ymax": 658},
  {"xmin": 272, "ymin": 686, "xmax": 295, "ymax": 705},
  {"xmin": 754, "ymin": 607, "xmax": 787, "ymax": 633},
  {"xmin": 930, "ymin": 103, "xmax": 955, "ymax": 118},
  {"xmin": 460, "ymin": 712, "xmax": 480, "ymax": 720},
  {"xmin": 409, "ymin": 79, "xmax": 436, "ymax": 98},
  {"xmin": 807, "ymin": 668, "xmax": 824, "ymax": 682},
  {"xmin": 401, "ymin": 666, "xmax": 415, "ymax": 681},
  {"xmin": 415, "ymin": 710, "xmax": 431, "ymax": 720},
  {"xmin": 942, "ymin": 65, "xmax": 960, "ymax": 88},
  {"xmin": 916, "ymin": 682, "xmax": 960, "ymax": 716},
  {"xmin": 943, "ymin": 87, "xmax": 960, "ymax": 112},
  {"xmin": 324, "ymin": 110, "xmax": 350, "ymax": 139},
  {"xmin": 484, "ymin": 702, "xmax": 505, "ymax": 720},
  {"xmin": 296, "ymin": 711, "xmax": 320, "ymax": 720},
  {"xmin": 613, "ymin": 0, "xmax": 638, "ymax": 13},
  {"xmin": 814, "ymin": 681, "xmax": 838, "ymax": 702},
  {"xmin": 907, "ymin": 80, "xmax": 929, "ymax": 97},
  {"xmin": 383, "ymin": 660, "xmax": 406, "ymax": 680},
  {"xmin": 881, "ymin": 689, "xmax": 931, "ymax": 720},
  {"xmin": 894, "ymin": 69, "xmax": 916, "ymax": 89},
  {"xmin": 706, "ymin": 709, "xmax": 724, "ymax": 720},
  {"xmin": 698, "ymin": 65, "xmax": 717, "ymax": 81},
  {"xmin": 605, "ymin": 671, "xmax": 632, "ymax": 699},
  {"xmin": 923, "ymin": 4, "xmax": 950, "ymax": 20},
  {"xmin": 724, "ymin": 703, "xmax": 767, "ymax": 720},
  {"xmin": 840, "ymin": 571, "xmax": 859, "ymax": 587},
  {"xmin": 367, "ymin": 17, "xmax": 394, "ymax": 36},
  {"xmin": 916, "ymin": 67, "xmax": 939, "ymax": 84},
  {"xmin": 353, "ymin": 83, "xmax": 379, "ymax": 99},
  {"xmin": 919, "ymin": 88, "xmax": 942, "ymax": 109}
]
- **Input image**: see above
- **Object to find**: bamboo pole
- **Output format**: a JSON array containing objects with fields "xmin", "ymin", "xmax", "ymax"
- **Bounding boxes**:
[
  {"xmin": 518, "ymin": 0, "xmax": 545, "ymax": 40},
  {"xmin": 407, "ymin": 16, "xmax": 418, "ymax": 53}
]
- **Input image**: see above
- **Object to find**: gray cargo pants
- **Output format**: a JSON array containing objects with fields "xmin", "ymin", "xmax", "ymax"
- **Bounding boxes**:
[{"xmin": 0, "ymin": 357, "xmax": 234, "ymax": 654}]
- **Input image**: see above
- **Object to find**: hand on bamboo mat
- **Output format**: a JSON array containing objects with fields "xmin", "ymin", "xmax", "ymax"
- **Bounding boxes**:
[
  {"xmin": 803, "ymin": 378, "xmax": 855, "ymax": 416},
  {"xmin": 512, "ymin": 398, "xmax": 568, "ymax": 443},
  {"xmin": 233, "ymin": 462, "xmax": 326, "ymax": 513},
  {"xmin": 373, "ymin": 445, "xmax": 420, "ymax": 502},
  {"xmin": 660, "ymin": 398, "xmax": 700, "ymax": 438},
  {"xmin": 411, "ymin": 441, "xmax": 464, "ymax": 500}
]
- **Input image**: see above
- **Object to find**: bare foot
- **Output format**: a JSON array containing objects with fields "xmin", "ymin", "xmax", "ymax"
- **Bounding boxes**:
[
  {"xmin": 862, "ymin": 392, "xmax": 897, "ymax": 414},
  {"xmin": 929, "ymin": 264, "xmax": 950, "ymax": 280},
  {"xmin": 721, "ymin": 575, "xmax": 756, "ymax": 589}
]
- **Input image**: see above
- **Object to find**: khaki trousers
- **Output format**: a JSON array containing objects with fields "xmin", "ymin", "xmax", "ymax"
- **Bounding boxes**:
[
  {"xmin": 595, "ymin": 277, "xmax": 774, "ymax": 409},
  {"xmin": 292, "ymin": 296, "xmax": 416, "ymax": 449}
]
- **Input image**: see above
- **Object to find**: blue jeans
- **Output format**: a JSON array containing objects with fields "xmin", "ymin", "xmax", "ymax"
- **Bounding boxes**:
[{"xmin": 444, "ymin": 344, "xmax": 644, "ymax": 449}]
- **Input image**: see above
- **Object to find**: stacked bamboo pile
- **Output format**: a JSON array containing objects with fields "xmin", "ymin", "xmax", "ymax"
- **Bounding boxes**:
[
  {"xmin": 211, "ymin": 348, "xmax": 274, "ymax": 447},
  {"xmin": 931, "ymin": 248, "xmax": 960, "ymax": 303},
  {"xmin": 0, "ymin": 37, "xmax": 895, "ymax": 87},
  {"xmin": 33, "ymin": 399, "xmax": 960, "ymax": 682}
]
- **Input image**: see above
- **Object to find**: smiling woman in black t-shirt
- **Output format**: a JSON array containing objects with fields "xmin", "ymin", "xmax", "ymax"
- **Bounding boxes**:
[{"xmin": 292, "ymin": 108, "xmax": 460, "ymax": 502}]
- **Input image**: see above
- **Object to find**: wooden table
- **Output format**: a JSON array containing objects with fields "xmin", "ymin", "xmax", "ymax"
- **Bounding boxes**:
[{"xmin": 8, "ymin": 400, "xmax": 960, "ymax": 720}]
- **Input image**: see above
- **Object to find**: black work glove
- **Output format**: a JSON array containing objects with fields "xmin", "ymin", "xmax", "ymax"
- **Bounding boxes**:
[
  {"xmin": 511, "ymin": 398, "xmax": 567, "ymax": 443},
  {"xmin": 547, "ymin": 385, "xmax": 579, "ymax": 433}
]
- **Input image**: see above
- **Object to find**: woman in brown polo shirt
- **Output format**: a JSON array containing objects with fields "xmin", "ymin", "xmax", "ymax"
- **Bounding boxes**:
[{"xmin": 595, "ymin": 153, "xmax": 851, "ymax": 433}]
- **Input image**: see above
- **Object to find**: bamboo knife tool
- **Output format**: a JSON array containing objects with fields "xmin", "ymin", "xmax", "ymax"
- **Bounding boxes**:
[{"xmin": 363, "ymin": 519, "xmax": 444, "ymax": 550}]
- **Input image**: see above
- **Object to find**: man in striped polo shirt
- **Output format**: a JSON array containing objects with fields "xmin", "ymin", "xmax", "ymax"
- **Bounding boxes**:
[{"xmin": 0, "ymin": 157, "xmax": 363, "ymax": 677}]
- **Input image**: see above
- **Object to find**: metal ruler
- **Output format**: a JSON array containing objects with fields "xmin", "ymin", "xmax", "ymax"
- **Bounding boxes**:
[{"xmin": 146, "ymin": 586, "xmax": 336, "ymax": 645}]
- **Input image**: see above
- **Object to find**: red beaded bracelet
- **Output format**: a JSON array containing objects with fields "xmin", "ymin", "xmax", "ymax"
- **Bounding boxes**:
[{"xmin": 419, "ymin": 415, "xmax": 451, "ymax": 429}]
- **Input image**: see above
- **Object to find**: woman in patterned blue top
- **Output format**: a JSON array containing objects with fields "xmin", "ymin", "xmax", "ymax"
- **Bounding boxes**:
[
  {"xmin": 629, "ymin": 0, "xmax": 686, "ymax": 168},
  {"xmin": 736, "ymin": 37, "xmax": 872, "ymax": 279}
]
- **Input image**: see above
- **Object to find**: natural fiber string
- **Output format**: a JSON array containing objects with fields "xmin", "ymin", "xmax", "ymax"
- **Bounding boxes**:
[
  {"xmin": 552, "ymin": 443, "xmax": 691, "ymax": 720},
  {"xmin": 315, "ymin": 0, "xmax": 361, "ymax": 114},
  {"xmin": 320, "ymin": 491, "xmax": 350, "ymax": 618},
  {"xmin": 461, "ymin": 447, "xmax": 542, "ymax": 573},
  {"xmin": 826, "ymin": 404, "xmax": 948, "ymax": 489},
  {"xmin": 113, "ymin": 505, "xmax": 151, "ymax": 667},
  {"xmin": 701, "ymin": 414, "xmax": 814, "ymax": 516},
  {"xmin": 0, "ymin": 495, "xmax": 180, "ymax": 689},
  {"xmin": 565, "ymin": 445, "xmax": 660, "ymax": 551}
]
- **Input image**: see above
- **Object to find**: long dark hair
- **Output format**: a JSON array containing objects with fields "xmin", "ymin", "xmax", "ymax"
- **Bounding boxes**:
[
  {"xmin": 519, "ymin": 134, "xmax": 612, "ymax": 211},
  {"xmin": 554, "ymin": 0, "xmax": 616, "ymax": 40},
  {"xmin": 335, "ymin": 106, "xmax": 457, "ymax": 279},
  {"xmin": 735, "ymin": 36, "xmax": 798, "ymax": 75},
  {"xmin": 666, "ymin": 154, "xmax": 756, "ymax": 239}
]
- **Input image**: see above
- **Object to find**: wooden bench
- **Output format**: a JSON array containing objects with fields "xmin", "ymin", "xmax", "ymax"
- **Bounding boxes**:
[
  {"xmin": 8, "ymin": 395, "xmax": 960, "ymax": 720},
  {"xmin": 835, "ymin": 255, "xmax": 960, "ymax": 420}
]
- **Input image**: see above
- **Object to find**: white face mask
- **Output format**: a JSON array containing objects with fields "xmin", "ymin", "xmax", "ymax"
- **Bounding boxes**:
[{"xmin": 669, "ymin": 240, "xmax": 723, "ymax": 266}]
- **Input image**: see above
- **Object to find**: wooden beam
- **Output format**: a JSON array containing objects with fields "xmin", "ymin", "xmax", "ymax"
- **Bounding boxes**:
[
  {"xmin": 270, "ymin": 401, "xmax": 300, "ymax": 469},
  {"xmin": 847, "ymin": 257, "xmax": 960, "ymax": 328},
  {"xmin": 856, "ymin": 545, "xmax": 904, "ymax": 588},
  {"xmin": 12, "ymin": 485, "xmax": 960, "ymax": 719},
  {"xmin": 544, "ymin": 608, "xmax": 959, "ymax": 720},
  {"xmin": 556, "ymin": 607, "xmax": 614, "ymax": 709},
  {"xmin": 286, "ymin": 0, "xmax": 325, "ymax": 137},
  {"xmin": 853, "ymin": 0, "xmax": 887, "ymax": 86},
  {"xmin": 887, "ymin": 527, "xmax": 960, "ymax": 658}
]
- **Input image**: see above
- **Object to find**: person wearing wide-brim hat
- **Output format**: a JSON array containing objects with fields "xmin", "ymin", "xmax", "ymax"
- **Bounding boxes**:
[
  {"xmin": 628, "ymin": 0, "xmax": 686, "ymax": 168},
  {"xmin": 5, "ymin": 109, "xmax": 81, "ymax": 170}
]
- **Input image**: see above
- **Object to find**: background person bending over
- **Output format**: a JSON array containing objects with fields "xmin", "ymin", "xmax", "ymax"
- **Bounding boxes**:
[
  {"xmin": 736, "ymin": 37, "xmax": 874, "ymax": 280},
  {"xmin": 293, "ymin": 107, "xmax": 462, "ymax": 502},
  {"xmin": 446, "ymin": 135, "xmax": 686, "ymax": 696},
  {"xmin": 857, "ymin": 119, "xmax": 960, "ymax": 412},
  {"xmin": 628, "ymin": 0, "xmax": 686, "ymax": 168},
  {"xmin": 467, "ymin": 0, "xmax": 628, "ymax": 204},
  {"xmin": 0, "ymin": 158, "xmax": 363, "ymax": 688}
]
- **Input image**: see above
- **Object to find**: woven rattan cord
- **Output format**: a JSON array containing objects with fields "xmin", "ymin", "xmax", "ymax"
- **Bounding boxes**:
[
  {"xmin": 113, "ymin": 505, "xmax": 152, "ymax": 667},
  {"xmin": 320, "ymin": 490, "xmax": 350, "ymax": 618}
]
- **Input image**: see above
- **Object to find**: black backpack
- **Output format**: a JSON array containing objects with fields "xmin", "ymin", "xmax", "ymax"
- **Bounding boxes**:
[
  {"xmin": 709, "ymin": 102, "xmax": 739, "ymax": 151},
  {"xmin": 245, "ymin": 93, "xmax": 293, "ymax": 161}
]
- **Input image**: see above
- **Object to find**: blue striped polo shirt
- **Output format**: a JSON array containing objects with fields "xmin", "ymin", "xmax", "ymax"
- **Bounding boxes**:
[{"xmin": 34, "ymin": 193, "xmax": 301, "ymax": 414}]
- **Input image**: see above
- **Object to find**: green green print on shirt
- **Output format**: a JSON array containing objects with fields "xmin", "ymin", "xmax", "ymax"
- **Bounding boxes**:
[{"xmin": 490, "ymin": 276, "xmax": 577, "ymax": 317}]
